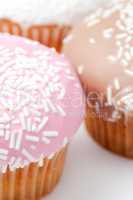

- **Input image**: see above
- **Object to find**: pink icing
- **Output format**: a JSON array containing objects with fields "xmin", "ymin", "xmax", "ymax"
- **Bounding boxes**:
[{"xmin": 0, "ymin": 34, "xmax": 84, "ymax": 171}]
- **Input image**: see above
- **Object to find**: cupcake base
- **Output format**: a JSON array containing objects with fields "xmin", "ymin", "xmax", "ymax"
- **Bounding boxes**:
[
  {"xmin": 0, "ymin": 146, "xmax": 67, "ymax": 200},
  {"xmin": 0, "ymin": 18, "xmax": 71, "ymax": 52},
  {"xmin": 86, "ymin": 106, "xmax": 133, "ymax": 159}
]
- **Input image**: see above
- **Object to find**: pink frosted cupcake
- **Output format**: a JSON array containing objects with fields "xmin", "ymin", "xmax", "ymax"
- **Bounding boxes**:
[
  {"xmin": 63, "ymin": 0, "xmax": 133, "ymax": 158},
  {"xmin": 0, "ymin": 33, "xmax": 84, "ymax": 199}
]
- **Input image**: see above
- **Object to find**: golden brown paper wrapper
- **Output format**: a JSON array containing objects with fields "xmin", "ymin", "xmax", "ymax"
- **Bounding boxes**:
[
  {"xmin": 0, "ymin": 19, "xmax": 71, "ymax": 52},
  {"xmin": 86, "ymin": 104, "xmax": 133, "ymax": 158},
  {"xmin": 0, "ymin": 146, "xmax": 67, "ymax": 200}
]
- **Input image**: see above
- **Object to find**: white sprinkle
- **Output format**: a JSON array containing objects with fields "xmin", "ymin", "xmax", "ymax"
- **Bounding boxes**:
[
  {"xmin": 0, "ymin": 124, "xmax": 4, "ymax": 129},
  {"xmin": 125, "ymin": 36, "xmax": 132, "ymax": 43},
  {"xmin": 26, "ymin": 135, "xmax": 39, "ymax": 142},
  {"xmin": 0, "ymin": 130, "xmax": 4, "ymax": 137},
  {"xmin": 117, "ymin": 46, "xmax": 123, "ymax": 59},
  {"xmin": 58, "ymin": 88, "xmax": 65, "ymax": 100},
  {"xmin": 15, "ymin": 131, "xmax": 23, "ymax": 150},
  {"xmin": 30, "ymin": 104, "xmax": 39, "ymax": 110},
  {"xmin": 116, "ymin": 41, "xmax": 121, "ymax": 46},
  {"xmin": 31, "ymin": 124, "xmax": 37, "ymax": 132},
  {"xmin": 62, "ymin": 137, "xmax": 69, "ymax": 147},
  {"xmin": 63, "ymin": 34, "xmax": 73, "ymax": 44},
  {"xmin": 9, "ymin": 133, "xmax": 16, "ymax": 149},
  {"xmin": 120, "ymin": 93, "xmax": 133, "ymax": 103},
  {"xmin": 107, "ymin": 86, "xmax": 113, "ymax": 105},
  {"xmin": 57, "ymin": 105, "xmax": 66, "ymax": 116},
  {"xmin": 22, "ymin": 149, "xmax": 34, "ymax": 162},
  {"xmin": 103, "ymin": 28, "xmax": 113, "ymax": 39},
  {"xmin": 108, "ymin": 55, "xmax": 117, "ymax": 63},
  {"xmin": 10, "ymin": 131, "xmax": 22, "ymax": 150},
  {"xmin": 116, "ymin": 20, "xmax": 125, "ymax": 31},
  {"xmin": 34, "ymin": 117, "xmax": 41, "ymax": 122},
  {"xmin": 0, "ymin": 149, "xmax": 8, "ymax": 160},
  {"xmin": 27, "ymin": 118, "xmax": 32, "ymax": 132},
  {"xmin": 66, "ymin": 75, "xmax": 75, "ymax": 80},
  {"xmin": 65, "ymin": 69, "xmax": 71, "ymax": 74},
  {"xmin": 30, "ymin": 108, "xmax": 41, "ymax": 116},
  {"xmin": 38, "ymin": 117, "xmax": 48, "ymax": 132},
  {"xmin": 0, "ymin": 155, "xmax": 7, "ymax": 161},
  {"xmin": 121, "ymin": 59, "xmax": 128, "ymax": 66},
  {"xmin": 12, "ymin": 119, "xmax": 20, "ymax": 124},
  {"xmin": 46, "ymin": 99, "xmax": 56, "ymax": 113},
  {"xmin": 125, "ymin": 51, "xmax": 131, "ymax": 61},
  {"xmin": 125, "ymin": 68, "xmax": 133, "ymax": 76},
  {"xmin": 116, "ymin": 33, "xmax": 127, "ymax": 39},
  {"xmin": 5, "ymin": 130, "xmax": 10, "ymax": 140},
  {"xmin": 42, "ymin": 137, "xmax": 50, "ymax": 144},
  {"xmin": 15, "ymin": 47, "xmax": 26, "ymax": 55},
  {"xmin": 0, "ymin": 149, "xmax": 8, "ymax": 155},
  {"xmin": 19, "ymin": 114, "xmax": 26, "ymax": 130},
  {"xmin": 89, "ymin": 38, "xmax": 96, "ymax": 44},
  {"xmin": 114, "ymin": 78, "xmax": 121, "ymax": 90},
  {"xmin": 3, "ymin": 113, "xmax": 10, "ymax": 122},
  {"xmin": 87, "ymin": 19, "xmax": 100, "ymax": 27},
  {"xmin": 48, "ymin": 153, "xmax": 54, "ymax": 159},
  {"xmin": 77, "ymin": 65, "xmax": 84, "ymax": 75},
  {"xmin": 23, "ymin": 107, "xmax": 29, "ymax": 117},
  {"xmin": 38, "ymin": 155, "xmax": 44, "ymax": 167},
  {"xmin": 43, "ymin": 131, "xmax": 59, "ymax": 137},
  {"xmin": 42, "ymin": 100, "xmax": 50, "ymax": 113},
  {"xmin": 46, "ymin": 99, "xmax": 56, "ymax": 112},
  {"xmin": 130, "ymin": 47, "xmax": 133, "ymax": 56}
]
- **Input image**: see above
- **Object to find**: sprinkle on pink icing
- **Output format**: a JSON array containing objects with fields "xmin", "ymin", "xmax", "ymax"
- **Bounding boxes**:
[{"xmin": 0, "ymin": 33, "xmax": 84, "ymax": 172}]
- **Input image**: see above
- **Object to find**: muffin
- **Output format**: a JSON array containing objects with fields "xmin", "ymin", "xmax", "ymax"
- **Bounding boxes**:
[
  {"xmin": 0, "ymin": 33, "xmax": 84, "ymax": 199},
  {"xmin": 0, "ymin": 0, "xmax": 105, "ymax": 52},
  {"xmin": 63, "ymin": 0, "xmax": 133, "ymax": 158}
]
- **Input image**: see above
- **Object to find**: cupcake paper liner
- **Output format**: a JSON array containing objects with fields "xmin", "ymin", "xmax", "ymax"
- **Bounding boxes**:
[
  {"xmin": 0, "ymin": 145, "xmax": 67, "ymax": 200},
  {"xmin": 86, "ymin": 105, "xmax": 133, "ymax": 158},
  {"xmin": 0, "ymin": 19, "xmax": 71, "ymax": 52}
]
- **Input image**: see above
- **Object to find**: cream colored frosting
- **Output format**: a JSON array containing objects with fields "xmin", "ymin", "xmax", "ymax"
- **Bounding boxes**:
[{"xmin": 63, "ymin": 0, "xmax": 133, "ymax": 111}]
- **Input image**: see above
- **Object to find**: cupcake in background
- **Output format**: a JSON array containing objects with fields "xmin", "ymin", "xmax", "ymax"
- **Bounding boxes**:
[
  {"xmin": 63, "ymin": 0, "xmax": 133, "ymax": 158},
  {"xmin": 0, "ymin": 0, "xmax": 106, "ymax": 52},
  {"xmin": 0, "ymin": 33, "xmax": 84, "ymax": 200}
]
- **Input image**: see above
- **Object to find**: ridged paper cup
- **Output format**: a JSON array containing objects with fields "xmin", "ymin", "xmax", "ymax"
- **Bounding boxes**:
[
  {"xmin": 85, "ymin": 84, "xmax": 133, "ymax": 159},
  {"xmin": 0, "ymin": 146, "xmax": 67, "ymax": 200},
  {"xmin": 0, "ymin": 19, "xmax": 71, "ymax": 52}
]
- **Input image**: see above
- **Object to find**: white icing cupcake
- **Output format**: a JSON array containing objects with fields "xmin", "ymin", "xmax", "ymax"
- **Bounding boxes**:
[
  {"xmin": 0, "ymin": 0, "xmax": 105, "ymax": 51},
  {"xmin": 63, "ymin": 0, "xmax": 133, "ymax": 158}
]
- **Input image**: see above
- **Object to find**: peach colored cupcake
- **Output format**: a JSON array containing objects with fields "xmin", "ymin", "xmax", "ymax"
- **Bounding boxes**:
[
  {"xmin": 63, "ymin": 0, "xmax": 133, "ymax": 158},
  {"xmin": 0, "ymin": 0, "xmax": 104, "ymax": 52},
  {"xmin": 0, "ymin": 33, "xmax": 84, "ymax": 199}
]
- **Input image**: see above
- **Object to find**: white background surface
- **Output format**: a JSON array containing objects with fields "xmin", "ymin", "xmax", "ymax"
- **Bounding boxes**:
[{"xmin": 45, "ymin": 124, "xmax": 133, "ymax": 200}]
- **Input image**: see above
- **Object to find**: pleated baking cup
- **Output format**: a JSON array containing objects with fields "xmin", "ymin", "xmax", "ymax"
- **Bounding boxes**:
[
  {"xmin": 85, "ymin": 105, "xmax": 133, "ymax": 159},
  {"xmin": 0, "ymin": 19, "xmax": 71, "ymax": 52},
  {"xmin": 0, "ymin": 145, "xmax": 67, "ymax": 200}
]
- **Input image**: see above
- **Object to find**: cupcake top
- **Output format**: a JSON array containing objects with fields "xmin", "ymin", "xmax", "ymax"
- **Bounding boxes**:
[
  {"xmin": 0, "ymin": 34, "xmax": 84, "ymax": 172},
  {"xmin": 63, "ymin": 0, "xmax": 133, "ymax": 113},
  {"xmin": 0, "ymin": 0, "xmax": 105, "ymax": 26}
]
